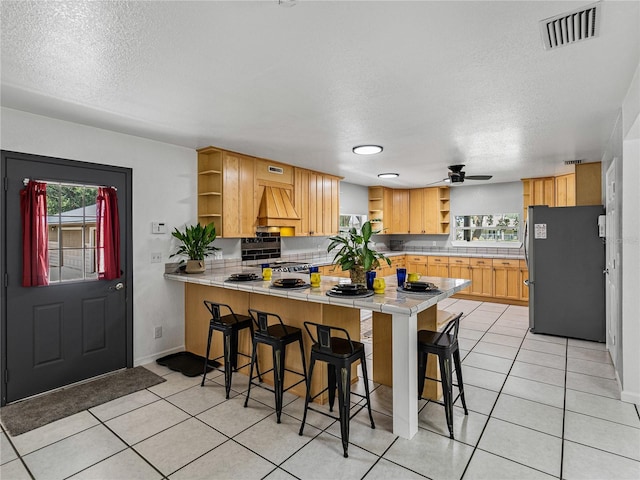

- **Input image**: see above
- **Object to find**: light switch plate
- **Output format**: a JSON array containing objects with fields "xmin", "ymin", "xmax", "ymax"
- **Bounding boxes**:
[{"xmin": 152, "ymin": 222, "xmax": 167, "ymax": 234}]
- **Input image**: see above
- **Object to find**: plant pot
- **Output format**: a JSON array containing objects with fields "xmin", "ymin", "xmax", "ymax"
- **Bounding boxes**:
[
  {"xmin": 349, "ymin": 266, "xmax": 366, "ymax": 285},
  {"xmin": 185, "ymin": 259, "xmax": 205, "ymax": 274}
]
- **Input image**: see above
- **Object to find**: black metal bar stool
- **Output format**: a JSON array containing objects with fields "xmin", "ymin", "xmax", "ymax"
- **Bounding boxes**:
[
  {"xmin": 299, "ymin": 321, "xmax": 375, "ymax": 458},
  {"xmin": 417, "ymin": 312, "xmax": 468, "ymax": 439},
  {"xmin": 201, "ymin": 301, "xmax": 256, "ymax": 399},
  {"xmin": 243, "ymin": 309, "xmax": 308, "ymax": 423}
]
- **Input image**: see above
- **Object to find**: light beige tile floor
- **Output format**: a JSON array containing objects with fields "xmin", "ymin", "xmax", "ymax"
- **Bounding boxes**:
[{"xmin": 2, "ymin": 301, "xmax": 639, "ymax": 480}]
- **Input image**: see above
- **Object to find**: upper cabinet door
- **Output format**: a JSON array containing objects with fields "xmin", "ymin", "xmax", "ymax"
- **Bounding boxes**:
[
  {"xmin": 295, "ymin": 168, "xmax": 340, "ymax": 236},
  {"xmin": 391, "ymin": 190, "xmax": 410, "ymax": 234},
  {"xmin": 223, "ymin": 151, "xmax": 256, "ymax": 238},
  {"xmin": 555, "ymin": 173, "xmax": 576, "ymax": 207},
  {"xmin": 294, "ymin": 168, "xmax": 311, "ymax": 236},
  {"xmin": 409, "ymin": 188, "xmax": 424, "ymax": 233}
]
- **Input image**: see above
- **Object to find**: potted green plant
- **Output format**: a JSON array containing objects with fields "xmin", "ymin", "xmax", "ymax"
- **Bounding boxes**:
[
  {"xmin": 170, "ymin": 223, "xmax": 219, "ymax": 273},
  {"xmin": 327, "ymin": 220, "xmax": 391, "ymax": 284}
]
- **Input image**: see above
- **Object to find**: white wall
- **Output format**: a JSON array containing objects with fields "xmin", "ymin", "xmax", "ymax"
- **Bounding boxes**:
[
  {"xmin": 620, "ymin": 62, "xmax": 640, "ymax": 404},
  {"xmin": 375, "ymin": 181, "xmax": 523, "ymax": 249},
  {"xmin": 450, "ymin": 181, "xmax": 522, "ymax": 217},
  {"xmin": 340, "ymin": 182, "xmax": 368, "ymax": 214},
  {"xmin": 1, "ymin": 107, "xmax": 195, "ymax": 365}
]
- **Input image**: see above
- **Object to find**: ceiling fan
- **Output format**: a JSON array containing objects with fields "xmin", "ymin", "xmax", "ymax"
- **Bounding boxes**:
[
  {"xmin": 427, "ymin": 164, "xmax": 493, "ymax": 185},
  {"xmin": 447, "ymin": 164, "xmax": 493, "ymax": 183}
]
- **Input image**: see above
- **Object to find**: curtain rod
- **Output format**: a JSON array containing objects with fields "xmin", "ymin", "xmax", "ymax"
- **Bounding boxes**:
[{"xmin": 22, "ymin": 178, "xmax": 117, "ymax": 191}]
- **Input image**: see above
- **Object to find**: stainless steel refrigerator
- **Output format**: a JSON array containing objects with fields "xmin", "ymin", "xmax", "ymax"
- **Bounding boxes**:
[{"xmin": 526, "ymin": 205, "xmax": 606, "ymax": 342}]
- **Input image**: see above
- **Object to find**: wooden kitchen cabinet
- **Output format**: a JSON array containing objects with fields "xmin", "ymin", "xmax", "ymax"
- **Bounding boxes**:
[
  {"xmin": 391, "ymin": 190, "xmax": 410, "ymax": 234},
  {"xmin": 555, "ymin": 173, "xmax": 576, "ymax": 207},
  {"xmin": 197, "ymin": 147, "xmax": 223, "ymax": 229},
  {"xmin": 575, "ymin": 162, "xmax": 602, "ymax": 206},
  {"xmin": 296, "ymin": 168, "xmax": 340, "ymax": 236},
  {"xmin": 377, "ymin": 255, "xmax": 405, "ymax": 277},
  {"xmin": 469, "ymin": 258, "xmax": 493, "ymax": 297},
  {"xmin": 522, "ymin": 176, "xmax": 555, "ymax": 219},
  {"xmin": 531, "ymin": 177, "xmax": 556, "ymax": 206},
  {"xmin": 319, "ymin": 264, "xmax": 350, "ymax": 278},
  {"xmin": 368, "ymin": 186, "xmax": 394, "ymax": 234},
  {"xmin": 197, "ymin": 147, "xmax": 257, "ymax": 238},
  {"xmin": 408, "ymin": 187, "xmax": 450, "ymax": 234},
  {"xmin": 448, "ymin": 257, "xmax": 471, "ymax": 293},
  {"xmin": 406, "ymin": 255, "xmax": 428, "ymax": 276},
  {"xmin": 438, "ymin": 187, "xmax": 451, "ymax": 234},
  {"xmin": 493, "ymin": 259, "xmax": 521, "ymax": 301},
  {"xmin": 427, "ymin": 256, "xmax": 449, "ymax": 277},
  {"xmin": 294, "ymin": 167, "xmax": 311, "ymax": 236},
  {"xmin": 223, "ymin": 151, "xmax": 257, "ymax": 237},
  {"xmin": 523, "ymin": 163, "xmax": 601, "ymax": 219}
]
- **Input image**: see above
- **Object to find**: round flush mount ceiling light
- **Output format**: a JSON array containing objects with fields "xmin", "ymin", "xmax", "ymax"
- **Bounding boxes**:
[
  {"xmin": 353, "ymin": 145, "xmax": 383, "ymax": 155},
  {"xmin": 378, "ymin": 173, "xmax": 399, "ymax": 179}
]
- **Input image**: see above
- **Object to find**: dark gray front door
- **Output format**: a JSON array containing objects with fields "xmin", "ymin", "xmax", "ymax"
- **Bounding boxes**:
[{"xmin": 1, "ymin": 151, "xmax": 133, "ymax": 405}]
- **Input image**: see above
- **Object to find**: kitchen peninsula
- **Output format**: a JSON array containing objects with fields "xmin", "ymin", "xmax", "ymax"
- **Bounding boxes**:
[{"xmin": 165, "ymin": 268, "xmax": 470, "ymax": 439}]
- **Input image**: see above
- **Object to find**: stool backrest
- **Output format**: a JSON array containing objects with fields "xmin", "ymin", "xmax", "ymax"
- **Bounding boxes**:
[
  {"xmin": 248, "ymin": 308, "xmax": 290, "ymax": 335},
  {"xmin": 303, "ymin": 321, "xmax": 355, "ymax": 354},
  {"xmin": 433, "ymin": 312, "xmax": 463, "ymax": 345},
  {"xmin": 203, "ymin": 300, "xmax": 241, "ymax": 323}
]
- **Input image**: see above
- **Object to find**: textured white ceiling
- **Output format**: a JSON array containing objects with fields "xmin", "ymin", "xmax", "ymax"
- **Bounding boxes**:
[{"xmin": 2, "ymin": 1, "xmax": 639, "ymax": 187}]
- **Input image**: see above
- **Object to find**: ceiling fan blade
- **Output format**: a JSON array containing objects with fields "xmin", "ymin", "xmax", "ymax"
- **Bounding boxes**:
[
  {"xmin": 465, "ymin": 175, "xmax": 493, "ymax": 181},
  {"xmin": 424, "ymin": 178, "xmax": 449, "ymax": 186}
]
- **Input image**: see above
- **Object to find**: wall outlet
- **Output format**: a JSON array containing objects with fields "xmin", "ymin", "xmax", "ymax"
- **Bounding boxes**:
[
  {"xmin": 154, "ymin": 326, "xmax": 162, "ymax": 339},
  {"xmin": 432, "ymin": 241, "xmax": 437, "ymax": 247},
  {"xmin": 151, "ymin": 252, "xmax": 162, "ymax": 263}
]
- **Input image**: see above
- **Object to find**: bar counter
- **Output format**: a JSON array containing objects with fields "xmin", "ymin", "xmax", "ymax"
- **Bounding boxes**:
[{"xmin": 165, "ymin": 268, "xmax": 470, "ymax": 439}]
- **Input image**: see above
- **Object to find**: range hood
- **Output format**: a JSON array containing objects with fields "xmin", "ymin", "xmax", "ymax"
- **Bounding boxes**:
[{"xmin": 257, "ymin": 186, "xmax": 300, "ymax": 227}]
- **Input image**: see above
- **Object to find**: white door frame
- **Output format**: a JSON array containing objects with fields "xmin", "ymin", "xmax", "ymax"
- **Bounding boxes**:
[{"xmin": 605, "ymin": 159, "xmax": 620, "ymax": 363}]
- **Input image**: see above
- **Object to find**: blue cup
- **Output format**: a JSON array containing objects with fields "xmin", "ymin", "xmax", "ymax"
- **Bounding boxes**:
[
  {"xmin": 366, "ymin": 271, "xmax": 377, "ymax": 290},
  {"xmin": 396, "ymin": 268, "xmax": 407, "ymax": 286}
]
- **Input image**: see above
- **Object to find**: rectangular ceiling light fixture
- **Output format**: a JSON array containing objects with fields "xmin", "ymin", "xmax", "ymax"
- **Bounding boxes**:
[{"xmin": 540, "ymin": 1, "xmax": 601, "ymax": 50}]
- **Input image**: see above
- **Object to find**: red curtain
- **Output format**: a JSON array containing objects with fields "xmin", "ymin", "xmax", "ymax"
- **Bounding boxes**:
[
  {"xmin": 96, "ymin": 187, "xmax": 121, "ymax": 280},
  {"xmin": 21, "ymin": 181, "xmax": 49, "ymax": 286}
]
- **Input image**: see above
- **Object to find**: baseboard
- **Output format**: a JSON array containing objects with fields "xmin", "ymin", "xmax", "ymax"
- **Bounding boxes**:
[
  {"xmin": 620, "ymin": 390, "xmax": 640, "ymax": 406},
  {"xmin": 451, "ymin": 293, "xmax": 528, "ymax": 306},
  {"xmin": 134, "ymin": 345, "xmax": 186, "ymax": 367}
]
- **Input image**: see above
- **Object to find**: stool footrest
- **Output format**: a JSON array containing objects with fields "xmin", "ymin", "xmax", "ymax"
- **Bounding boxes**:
[
  {"xmin": 305, "ymin": 401, "xmax": 370, "ymax": 424},
  {"xmin": 420, "ymin": 391, "xmax": 465, "ymax": 406},
  {"xmin": 248, "ymin": 376, "xmax": 306, "ymax": 395}
]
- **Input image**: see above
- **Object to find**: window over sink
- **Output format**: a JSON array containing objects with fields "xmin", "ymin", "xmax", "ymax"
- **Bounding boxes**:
[{"xmin": 452, "ymin": 213, "xmax": 522, "ymax": 248}]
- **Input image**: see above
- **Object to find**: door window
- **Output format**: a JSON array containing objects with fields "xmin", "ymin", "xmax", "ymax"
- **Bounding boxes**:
[{"xmin": 46, "ymin": 183, "xmax": 99, "ymax": 283}]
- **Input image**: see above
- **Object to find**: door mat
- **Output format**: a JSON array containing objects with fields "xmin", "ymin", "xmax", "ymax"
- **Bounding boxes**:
[
  {"xmin": 0, "ymin": 366, "xmax": 165, "ymax": 437},
  {"xmin": 156, "ymin": 351, "xmax": 220, "ymax": 377}
]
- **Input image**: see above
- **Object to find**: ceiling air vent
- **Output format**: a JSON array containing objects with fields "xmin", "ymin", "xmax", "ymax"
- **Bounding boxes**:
[
  {"xmin": 564, "ymin": 159, "xmax": 584, "ymax": 165},
  {"xmin": 540, "ymin": 2, "xmax": 601, "ymax": 50}
]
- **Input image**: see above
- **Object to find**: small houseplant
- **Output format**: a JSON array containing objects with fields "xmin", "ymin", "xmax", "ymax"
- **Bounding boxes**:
[
  {"xmin": 327, "ymin": 220, "xmax": 391, "ymax": 284},
  {"xmin": 170, "ymin": 222, "xmax": 219, "ymax": 273}
]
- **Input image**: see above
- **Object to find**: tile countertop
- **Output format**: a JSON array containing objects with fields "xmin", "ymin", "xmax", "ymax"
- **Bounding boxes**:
[
  {"xmin": 164, "ymin": 269, "xmax": 470, "ymax": 316},
  {"xmin": 170, "ymin": 250, "xmax": 525, "ymax": 274},
  {"xmin": 299, "ymin": 250, "xmax": 525, "ymax": 268}
]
